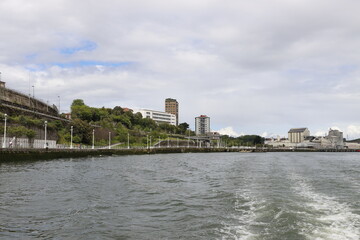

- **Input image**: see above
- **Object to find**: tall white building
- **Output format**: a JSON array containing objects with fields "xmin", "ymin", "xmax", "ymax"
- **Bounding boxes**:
[
  {"xmin": 134, "ymin": 109, "xmax": 176, "ymax": 125},
  {"xmin": 195, "ymin": 115, "xmax": 210, "ymax": 135}
]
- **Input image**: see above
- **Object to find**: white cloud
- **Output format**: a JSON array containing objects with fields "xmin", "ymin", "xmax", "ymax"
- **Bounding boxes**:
[
  {"xmin": 346, "ymin": 125, "xmax": 360, "ymax": 140},
  {"xmin": 216, "ymin": 127, "xmax": 243, "ymax": 137}
]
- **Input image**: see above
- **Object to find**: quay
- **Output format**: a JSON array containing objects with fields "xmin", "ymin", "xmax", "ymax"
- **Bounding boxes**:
[{"xmin": 1, "ymin": 147, "xmax": 359, "ymax": 162}]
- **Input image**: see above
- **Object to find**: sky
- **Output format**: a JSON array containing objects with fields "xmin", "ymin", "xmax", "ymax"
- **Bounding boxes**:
[{"xmin": 1, "ymin": 0, "xmax": 360, "ymax": 139}]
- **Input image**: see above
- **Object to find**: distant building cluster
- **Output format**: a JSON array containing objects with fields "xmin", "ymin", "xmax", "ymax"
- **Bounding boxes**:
[
  {"xmin": 265, "ymin": 127, "xmax": 354, "ymax": 149},
  {"xmin": 131, "ymin": 98, "xmax": 217, "ymax": 138}
]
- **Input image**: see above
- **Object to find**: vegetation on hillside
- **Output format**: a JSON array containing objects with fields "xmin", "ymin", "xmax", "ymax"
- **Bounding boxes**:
[
  {"xmin": 1, "ymin": 101, "xmax": 265, "ymax": 148},
  {"xmin": 65, "ymin": 99, "xmax": 192, "ymax": 147},
  {"xmin": 220, "ymin": 134, "xmax": 265, "ymax": 147}
]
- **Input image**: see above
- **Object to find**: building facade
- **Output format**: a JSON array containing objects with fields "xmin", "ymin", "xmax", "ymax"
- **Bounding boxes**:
[
  {"xmin": 195, "ymin": 115, "xmax": 210, "ymax": 135},
  {"xmin": 134, "ymin": 109, "xmax": 176, "ymax": 125},
  {"xmin": 323, "ymin": 129, "xmax": 344, "ymax": 149},
  {"xmin": 288, "ymin": 128, "xmax": 310, "ymax": 143},
  {"xmin": 165, "ymin": 98, "xmax": 179, "ymax": 126}
]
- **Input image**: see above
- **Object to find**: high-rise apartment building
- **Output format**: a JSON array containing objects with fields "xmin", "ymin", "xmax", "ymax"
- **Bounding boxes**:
[
  {"xmin": 165, "ymin": 98, "xmax": 179, "ymax": 126},
  {"xmin": 195, "ymin": 115, "xmax": 210, "ymax": 135}
]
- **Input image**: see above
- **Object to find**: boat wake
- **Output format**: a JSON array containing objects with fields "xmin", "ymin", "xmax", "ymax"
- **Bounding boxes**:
[{"xmin": 289, "ymin": 173, "xmax": 360, "ymax": 240}]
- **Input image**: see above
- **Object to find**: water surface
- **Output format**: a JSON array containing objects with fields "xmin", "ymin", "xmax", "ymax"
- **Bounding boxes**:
[{"xmin": 1, "ymin": 152, "xmax": 359, "ymax": 239}]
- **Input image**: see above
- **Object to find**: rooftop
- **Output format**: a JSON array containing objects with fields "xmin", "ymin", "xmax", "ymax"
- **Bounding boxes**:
[{"xmin": 288, "ymin": 128, "xmax": 308, "ymax": 133}]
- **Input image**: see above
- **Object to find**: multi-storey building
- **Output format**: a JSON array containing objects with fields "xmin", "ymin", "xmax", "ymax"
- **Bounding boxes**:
[
  {"xmin": 134, "ymin": 109, "xmax": 176, "ymax": 125},
  {"xmin": 195, "ymin": 115, "xmax": 210, "ymax": 135},
  {"xmin": 288, "ymin": 128, "xmax": 310, "ymax": 143},
  {"xmin": 165, "ymin": 98, "xmax": 179, "ymax": 126}
]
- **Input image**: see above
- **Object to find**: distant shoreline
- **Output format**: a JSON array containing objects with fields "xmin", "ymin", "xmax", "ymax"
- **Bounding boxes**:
[{"xmin": 1, "ymin": 148, "xmax": 359, "ymax": 162}]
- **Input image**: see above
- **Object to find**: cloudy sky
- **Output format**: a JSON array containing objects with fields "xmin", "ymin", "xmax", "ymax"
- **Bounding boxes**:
[{"xmin": 1, "ymin": 0, "xmax": 360, "ymax": 139}]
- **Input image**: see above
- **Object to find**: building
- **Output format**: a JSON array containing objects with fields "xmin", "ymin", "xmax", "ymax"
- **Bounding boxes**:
[
  {"xmin": 165, "ymin": 98, "xmax": 179, "ymax": 126},
  {"xmin": 288, "ymin": 128, "xmax": 310, "ymax": 143},
  {"xmin": 64, "ymin": 113, "xmax": 72, "ymax": 120},
  {"xmin": 195, "ymin": 115, "xmax": 210, "ymax": 135},
  {"xmin": 322, "ymin": 129, "xmax": 344, "ymax": 149},
  {"xmin": 134, "ymin": 109, "xmax": 176, "ymax": 125}
]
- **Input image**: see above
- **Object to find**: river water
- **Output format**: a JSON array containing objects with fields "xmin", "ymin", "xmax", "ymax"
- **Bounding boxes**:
[{"xmin": 0, "ymin": 152, "xmax": 359, "ymax": 239}]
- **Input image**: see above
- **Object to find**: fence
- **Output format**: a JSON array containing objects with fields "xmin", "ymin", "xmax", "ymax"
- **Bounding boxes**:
[{"xmin": 0, "ymin": 137, "xmax": 56, "ymax": 149}]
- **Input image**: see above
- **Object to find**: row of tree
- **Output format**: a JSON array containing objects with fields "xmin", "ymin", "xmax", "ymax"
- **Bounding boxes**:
[{"xmin": 1, "ymin": 100, "xmax": 264, "ymax": 147}]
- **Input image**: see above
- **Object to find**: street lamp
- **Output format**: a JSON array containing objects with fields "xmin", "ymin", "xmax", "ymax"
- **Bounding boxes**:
[
  {"xmin": 92, "ymin": 129, "xmax": 95, "ymax": 149},
  {"xmin": 70, "ymin": 126, "xmax": 73, "ymax": 149},
  {"xmin": 150, "ymin": 136, "xmax": 152, "ymax": 149},
  {"xmin": 44, "ymin": 121, "xmax": 47, "ymax": 148},
  {"xmin": 127, "ymin": 133, "xmax": 130, "ymax": 149},
  {"xmin": 188, "ymin": 131, "xmax": 190, "ymax": 148},
  {"xmin": 58, "ymin": 96, "xmax": 61, "ymax": 114},
  {"xmin": 108, "ymin": 132, "xmax": 111, "ymax": 149},
  {"xmin": 146, "ymin": 135, "xmax": 149, "ymax": 149},
  {"xmin": 2, "ymin": 114, "xmax": 7, "ymax": 148},
  {"xmin": 158, "ymin": 136, "xmax": 161, "ymax": 148}
]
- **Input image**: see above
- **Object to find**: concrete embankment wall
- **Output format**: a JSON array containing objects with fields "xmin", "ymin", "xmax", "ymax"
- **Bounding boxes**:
[
  {"xmin": 0, "ymin": 148, "xmax": 234, "ymax": 162},
  {"xmin": 1, "ymin": 148, "xmax": 358, "ymax": 162},
  {"xmin": 0, "ymin": 86, "xmax": 58, "ymax": 116}
]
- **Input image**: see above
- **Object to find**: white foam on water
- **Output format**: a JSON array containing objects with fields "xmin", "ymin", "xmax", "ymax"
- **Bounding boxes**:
[
  {"xmin": 218, "ymin": 189, "xmax": 267, "ymax": 240},
  {"xmin": 290, "ymin": 173, "xmax": 360, "ymax": 240}
]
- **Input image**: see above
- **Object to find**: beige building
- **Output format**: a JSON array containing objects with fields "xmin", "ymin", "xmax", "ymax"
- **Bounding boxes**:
[
  {"xmin": 288, "ymin": 128, "xmax": 310, "ymax": 143},
  {"xmin": 165, "ymin": 98, "xmax": 179, "ymax": 126}
]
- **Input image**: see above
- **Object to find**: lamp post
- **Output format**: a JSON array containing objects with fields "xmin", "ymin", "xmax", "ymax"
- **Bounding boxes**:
[
  {"xmin": 58, "ymin": 96, "xmax": 61, "ymax": 114},
  {"xmin": 108, "ymin": 132, "xmax": 111, "ymax": 149},
  {"xmin": 44, "ymin": 121, "xmax": 47, "ymax": 148},
  {"xmin": 188, "ymin": 131, "xmax": 190, "ymax": 148},
  {"xmin": 127, "ymin": 133, "xmax": 130, "ymax": 149},
  {"xmin": 2, "ymin": 114, "xmax": 7, "ymax": 148},
  {"xmin": 92, "ymin": 129, "xmax": 95, "ymax": 149},
  {"xmin": 158, "ymin": 136, "xmax": 160, "ymax": 148},
  {"xmin": 150, "ymin": 136, "xmax": 152, "ymax": 149},
  {"xmin": 146, "ymin": 135, "xmax": 149, "ymax": 149},
  {"xmin": 70, "ymin": 126, "xmax": 73, "ymax": 149}
]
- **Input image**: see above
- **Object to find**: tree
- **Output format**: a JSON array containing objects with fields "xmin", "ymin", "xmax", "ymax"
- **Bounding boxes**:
[
  {"xmin": 25, "ymin": 129, "xmax": 36, "ymax": 148},
  {"xmin": 112, "ymin": 106, "xmax": 124, "ymax": 116},
  {"xmin": 71, "ymin": 99, "xmax": 85, "ymax": 107},
  {"xmin": 71, "ymin": 119, "xmax": 92, "ymax": 144},
  {"xmin": 178, "ymin": 122, "xmax": 189, "ymax": 134},
  {"xmin": 8, "ymin": 126, "xmax": 28, "ymax": 148}
]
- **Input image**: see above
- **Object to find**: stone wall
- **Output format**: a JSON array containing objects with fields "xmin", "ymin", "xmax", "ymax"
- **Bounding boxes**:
[{"xmin": 0, "ymin": 85, "xmax": 58, "ymax": 116}]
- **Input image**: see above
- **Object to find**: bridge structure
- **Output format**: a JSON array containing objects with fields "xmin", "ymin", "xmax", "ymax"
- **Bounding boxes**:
[{"xmin": 0, "ymin": 81, "xmax": 69, "ymax": 122}]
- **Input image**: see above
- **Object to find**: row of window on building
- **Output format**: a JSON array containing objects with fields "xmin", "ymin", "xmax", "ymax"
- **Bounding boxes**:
[{"xmin": 133, "ymin": 98, "xmax": 212, "ymax": 136}]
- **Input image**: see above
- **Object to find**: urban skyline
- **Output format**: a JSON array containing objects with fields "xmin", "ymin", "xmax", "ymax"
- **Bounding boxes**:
[{"xmin": 1, "ymin": 1, "xmax": 360, "ymax": 139}]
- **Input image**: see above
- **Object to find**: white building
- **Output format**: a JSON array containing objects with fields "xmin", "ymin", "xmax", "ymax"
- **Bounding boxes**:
[
  {"xmin": 320, "ymin": 129, "xmax": 344, "ymax": 149},
  {"xmin": 195, "ymin": 115, "xmax": 210, "ymax": 135},
  {"xmin": 288, "ymin": 128, "xmax": 310, "ymax": 143},
  {"xmin": 134, "ymin": 109, "xmax": 176, "ymax": 125}
]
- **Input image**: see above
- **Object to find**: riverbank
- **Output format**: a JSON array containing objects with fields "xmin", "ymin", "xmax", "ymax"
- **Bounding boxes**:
[
  {"xmin": 1, "ymin": 147, "xmax": 359, "ymax": 162},
  {"xmin": 0, "ymin": 147, "xmax": 236, "ymax": 162}
]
